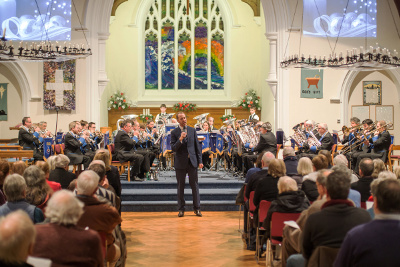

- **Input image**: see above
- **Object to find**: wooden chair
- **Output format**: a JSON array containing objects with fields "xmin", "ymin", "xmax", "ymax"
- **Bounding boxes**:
[
  {"xmin": 107, "ymin": 144, "xmax": 131, "ymax": 182},
  {"xmin": 276, "ymin": 144, "xmax": 282, "ymax": 159},
  {"xmin": 255, "ymin": 200, "xmax": 272, "ymax": 262},
  {"xmin": 266, "ymin": 212, "xmax": 301, "ymax": 266},
  {"xmin": 331, "ymin": 144, "xmax": 337, "ymax": 163},
  {"xmin": 387, "ymin": 145, "xmax": 400, "ymax": 171}
]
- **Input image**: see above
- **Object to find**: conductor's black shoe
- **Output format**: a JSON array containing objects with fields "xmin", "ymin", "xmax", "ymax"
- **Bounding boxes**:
[
  {"xmin": 194, "ymin": 210, "xmax": 202, "ymax": 217},
  {"xmin": 178, "ymin": 211, "xmax": 184, "ymax": 217}
]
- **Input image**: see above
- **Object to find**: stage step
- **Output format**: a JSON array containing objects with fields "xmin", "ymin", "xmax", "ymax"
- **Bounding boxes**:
[{"xmin": 121, "ymin": 200, "xmax": 240, "ymax": 212}]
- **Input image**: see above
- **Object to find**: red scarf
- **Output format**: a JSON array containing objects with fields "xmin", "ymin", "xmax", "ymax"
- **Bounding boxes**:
[{"xmin": 321, "ymin": 199, "xmax": 355, "ymax": 209}]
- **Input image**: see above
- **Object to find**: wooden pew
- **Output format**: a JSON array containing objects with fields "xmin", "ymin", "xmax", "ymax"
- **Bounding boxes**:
[
  {"xmin": 0, "ymin": 145, "xmax": 23, "ymax": 151},
  {"xmin": 0, "ymin": 150, "xmax": 34, "ymax": 161}
]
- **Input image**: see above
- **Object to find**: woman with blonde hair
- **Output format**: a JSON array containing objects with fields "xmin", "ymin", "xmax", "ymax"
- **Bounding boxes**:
[
  {"xmin": 372, "ymin": 158, "xmax": 386, "ymax": 178},
  {"xmin": 36, "ymin": 161, "xmax": 61, "ymax": 193},
  {"xmin": 10, "ymin": 161, "xmax": 26, "ymax": 175},
  {"xmin": 94, "ymin": 149, "xmax": 121, "ymax": 198},
  {"xmin": 290, "ymin": 157, "xmax": 313, "ymax": 189},
  {"xmin": 0, "ymin": 159, "xmax": 10, "ymax": 205}
]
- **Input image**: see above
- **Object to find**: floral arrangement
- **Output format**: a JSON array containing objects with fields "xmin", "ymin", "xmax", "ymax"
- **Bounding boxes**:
[
  {"xmin": 220, "ymin": 114, "xmax": 235, "ymax": 121},
  {"xmin": 173, "ymin": 102, "xmax": 197, "ymax": 112},
  {"xmin": 235, "ymin": 89, "xmax": 261, "ymax": 111},
  {"xmin": 108, "ymin": 91, "xmax": 132, "ymax": 110},
  {"xmin": 139, "ymin": 114, "xmax": 154, "ymax": 123}
]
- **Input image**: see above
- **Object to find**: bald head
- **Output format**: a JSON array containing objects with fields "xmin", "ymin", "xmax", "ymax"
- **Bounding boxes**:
[
  {"xmin": 0, "ymin": 210, "xmax": 36, "ymax": 263},
  {"xmin": 262, "ymin": 152, "xmax": 275, "ymax": 168},
  {"xmin": 77, "ymin": 170, "xmax": 100, "ymax": 196}
]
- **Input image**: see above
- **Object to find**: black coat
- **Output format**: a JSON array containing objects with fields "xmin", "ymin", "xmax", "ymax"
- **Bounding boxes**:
[
  {"xmin": 114, "ymin": 130, "xmax": 136, "ymax": 162},
  {"xmin": 351, "ymin": 176, "xmax": 373, "ymax": 202},
  {"xmin": 301, "ymin": 179, "xmax": 319, "ymax": 202},
  {"xmin": 18, "ymin": 127, "xmax": 40, "ymax": 150},
  {"xmin": 253, "ymin": 175, "xmax": 280, "ymax": 207},
  {"xmin": 171, "ymin": 126, "xmax": 202, "ymax": 169},
  {"xmin": 315, "ymin": 132, "xmax": 334, "ymax": 152},
  {"xmin": 107, "ymin": 166, "xmax": 121, "ymax": 198},
  {"xmin": 64, "ymin": 132, "xmax": 84, "ymax": 165},
  {"xmin": 245, "ymin": 169, "xmax": 269, "ymax": 200},
  {"xmin": 262, "ymin": 191, "xmax": 310, "ymax": 235},
  {"xmin": 369, "ymin": 131, "xmax": 392, "ymax": 161},
  {"xmin": 253, "ymin": 132, "xmax": 277, "ymax": 156},
  {"xmin": 49, "ymin": 167, "xmax": 77, "ymax": 189},
  {"xmin": 284, "ymin": 156, "xmax": 298, "ymax": 175}
]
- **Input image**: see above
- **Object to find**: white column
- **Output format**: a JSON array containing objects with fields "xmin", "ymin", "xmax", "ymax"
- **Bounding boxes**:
[{"xmin": 265, "ymin": 32, "xmax": 278, "ymax": 130}]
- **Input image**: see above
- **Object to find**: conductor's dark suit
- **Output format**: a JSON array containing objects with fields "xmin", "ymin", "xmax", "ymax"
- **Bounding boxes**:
[
  {"xmin": 64, "ymin": 132, "xmax": 91, "ymax": 169},
  {"xmin": 171, "ymin": 125, "xmax": 202, "ymax": 211},
  {"xmin": 244, "ymin": 131, "xmax": 277, "ymax": 173}
]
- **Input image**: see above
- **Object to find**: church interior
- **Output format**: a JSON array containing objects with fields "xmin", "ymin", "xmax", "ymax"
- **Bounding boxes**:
[{"xmin": 1, "ymin": 0, "xmax": 400, "ymax": 266}]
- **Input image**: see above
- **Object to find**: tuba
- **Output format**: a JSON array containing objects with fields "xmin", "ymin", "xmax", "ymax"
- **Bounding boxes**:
[
  {"xmin": 117, "ymin": 114, "xmax": 139, "ymax": 130},
  {"xmin": 193, "ymin": 113, "xmax": 209, "ymax": 130}
]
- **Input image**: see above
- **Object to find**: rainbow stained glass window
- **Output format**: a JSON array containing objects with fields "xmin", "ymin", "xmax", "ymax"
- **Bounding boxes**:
[{"xmin": 145, "ymin": 0, "xmax": 224, "ymax": 90}]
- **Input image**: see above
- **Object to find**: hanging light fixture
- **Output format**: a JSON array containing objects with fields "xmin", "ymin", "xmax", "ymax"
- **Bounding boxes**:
[
  {"xmin": 280, "ymin": 0, "xmax": 400, "ymax": 71},
  {"xmin": 0, "ymin": 0, "xmax": 91, "ymax": 62}
]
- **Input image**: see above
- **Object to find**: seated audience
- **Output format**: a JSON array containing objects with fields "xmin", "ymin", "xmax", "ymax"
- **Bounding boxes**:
[
  {"xmin": 331, "ymin": 164, "xmax": 361, "ymax": 207},
  {"xmin": 262, "ymin": 176, "xmax": 309, "ymax": 242},
  {"xmin": 282, "ymin": 169, "xmax": 330, "ymax": 267},
  {"xmin": 287, "ymin": 170, "xmax": 371, "ymax": 266},
  {"xmin": 283, "ymin": 147, "xmax": 298, "ymax": 175},
  {"xmin": 332, "ymin": 154, "xmax": 358, "ymax": 183},
  {"xmin": 351, "ymin": 158, "xmax": 374, "ymax": 202},
  {"xmin": 372, "ymin": 158, "xmax": 386, "ymax": 178},
  {"xmin": 244, "ymin": 153, "xmax": 263, "ymax": 183},
  {"xmin": 0, "ymin": 174, "xmax": 44, "ymax": 223},
  {"xmin": 94, "ymin": 149, "xmax": 122, "ymax": 198},
  {"xmin": 301, "ymin": 155, "xmax": 329, "ymax": 201},
  {"xmin": 35, "ymin": 161, "xmax": 61, "ymax": 193},
  {"xmin": 334, "ymin": 179, "xmax": 400, "ymax": 267},
  {"xmin": 46, "ymin": 155, "xmax": 57, "ymax": 171},
  {"xmin": 0, "ymin": 210, "xmax": 36, "ymax": 266},
  {"xmin": 23, "ymin": 166, "xmax": 52, "ymax": 212},
  {"xmin": 88, "ymin": 160, "xmax": 118, "ymax": 209},
  {"xmin": 318, "ymin": 150, "xmax": 332, "ymax": 168},
  {"xmin": 31, "ymin": 190, "xmax": 103, "ymax": 266},
  {"xmin": 0, "ymin": 159, "xmax": 10, "ymax": 205},
  {"xmin": 76, "ymin": 170, "xmax": 122, "ymax": 267},
  {"xmin": 48, "ymin": 154, "xmax": 76, "ymax": 189},
  {"xmin": 10, "ymin": 161, "xmax": 26, "ymax": 175},
  {"xmin": 290, "ymin": 157, "xmax": 313, "ymax": 190},
  {"xmin": 393, "ymin": 166, "xmax": 400, "ymax": 179}
]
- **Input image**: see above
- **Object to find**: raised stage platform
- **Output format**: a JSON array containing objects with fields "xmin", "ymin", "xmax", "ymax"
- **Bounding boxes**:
[{"xmin": 120, "ymin": 170, "xmax": 243, "ymax": 212}]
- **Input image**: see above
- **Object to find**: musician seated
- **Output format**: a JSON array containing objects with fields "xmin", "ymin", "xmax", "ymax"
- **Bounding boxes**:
[
  {"xmin": 39, "ymin": 121, "xmax": 53, "ymax": 138},
  {"xmin": 18, "ymin": 117, "xmax": 44, "ymax": 162},
  {"xmin": 133, "ymin": 121, "xmax": 155, "ymax": 178},
  {"xmin": 80, "ymin": 120, "xmax": 89, "ymax": 131},
  {"xmin": 88, "ymin": 122, "xmax": 103, "ymax": 148},
  {"xmin": 353, "ymin": 120, "xmax": 392, "ymax": 174},
  {"xmin": 64, "ymin": 121, "xmax": 92, "ymax": 169},
  {"xmin": 341, "ymin": 117, "xmax": 360, "ymax": 145},
  {"xmin": 350, "ymin": 119, "xmax": 374, "ymax": 170},
  {"xmin": 79, "ymin": 130, "xmax": 96, "ymax": 161},
  {"xmin": 208, "ymin": 117, "xmax": 216, "ymax": 131},
  {"xmin": 300, "ymin": 123, "xmax": 334, "ymax": 159},
  {"xmin": 243, "ymin": 122, "xmax": 277, "ymax": 174},
  {"xmin": 200, "ymin": 121, "xmax": 212, "ymax": 169}
]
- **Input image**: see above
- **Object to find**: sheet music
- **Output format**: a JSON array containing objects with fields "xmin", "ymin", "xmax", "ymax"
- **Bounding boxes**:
[{"xmin": 284, "ymin": 220, "xmax": 300, "ymax": 229}]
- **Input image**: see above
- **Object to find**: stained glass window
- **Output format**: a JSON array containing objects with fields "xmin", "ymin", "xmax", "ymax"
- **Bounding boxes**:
[{"xmin": 145, "ymin": 0, "xmax": 225, "ymax": 90}]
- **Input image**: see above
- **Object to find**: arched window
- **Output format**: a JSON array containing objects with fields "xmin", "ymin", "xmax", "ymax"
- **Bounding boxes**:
[{"xmin": 145, "ymin": 0, "xmax": 224, "ymax": 91}]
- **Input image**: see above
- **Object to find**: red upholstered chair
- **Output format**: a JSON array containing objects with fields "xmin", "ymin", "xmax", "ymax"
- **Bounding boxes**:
[
  {"xmin": 246, "ymin": 191, "xmax": 256, "ymax": 245},
  {"xmin": 361, "ymin": 202, "xmax": 367, "ymax": 209},
  {"xmin": 52, "ymin": 144, "xmax": 64, "ymax": 155},
  {"xmin": 266, "ymin": 212, "xmax": 301, "ymax": 266},
  {"xmin": 256, "ymin": 200, "xmax": 272, "ymax": 262},
  {"xmin": 107, "ymin": 144, "xmax": 131, "ymax": 182}
]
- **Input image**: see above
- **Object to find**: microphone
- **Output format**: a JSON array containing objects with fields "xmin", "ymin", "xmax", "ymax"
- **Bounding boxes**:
[{"xmin": 182, "ymin": 126, "xmax": 188, "ymax": 142}]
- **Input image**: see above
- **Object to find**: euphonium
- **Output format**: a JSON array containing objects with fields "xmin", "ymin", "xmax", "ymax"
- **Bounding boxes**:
[{"xmin": 307, "ymin": 130, "xmax": 321, "ymax": 148}]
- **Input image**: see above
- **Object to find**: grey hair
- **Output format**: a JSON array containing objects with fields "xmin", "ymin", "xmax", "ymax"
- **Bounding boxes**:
[
  {"xmin": 277, "ymin": 176, "xmax": 298, "ymax": 194},
  {"xmin": 55, "ymin": 154, "xmax": 70, "ymax": 168},
  {"xmin": 318, "ymin": 123, "xmax": 328, "ymax": 131},
  {"xmin": 0, "ymin": 210, "xmax": 36, "ymax": 263},
  {"xmin": 297, "ymin": 157, "xmax": 313, "ymax": 176},
  {"xmin": 3, "ymin": 174, "xmax": 26, "ymax": 202},
  {"xmin": 76, "ymin": 170, "xmax": 100, "ymax": 196},
  {"xmin": 96, "ymin": 148, "xmax": 110, "ymax": 156},
  {"xmin": 333, "ymin": 154, "xmax": 348, "ymax": 166},
  {"xmin": 378, "ymin": 171, "xmax": 397, "ymax": 180},
  {"xmin": 331, "ymin": 164, "xmax": 352, "ymax": 180},
  {"xmin": 262, "ymin": 152, "xmax": 275, "ymax": 166},
  {"xmin": 282, "ymin": 147, "xmax": 295, "ymax": 157},
  {"xmin": 47, "ymin": 155, "xmax": 57, "ymax": 171},
  {"xmin": 45, "ymin": 190, "xmax": 84, "ymax": 225},
  {"xmin": 394, "ymin": 166, "xmax": 400, "ymax": 179}
]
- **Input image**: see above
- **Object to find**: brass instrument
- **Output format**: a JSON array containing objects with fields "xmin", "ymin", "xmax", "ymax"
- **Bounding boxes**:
[
  {"xmin": 117, "ymin": 114, "xmax": 139, "ymax": 130},
  {"xmin": 193, "ymin": 113, "xmax": 209, "ymax": 130},
  {"xmin": 339, "ymin": 122, "xmax": 378, "ymax": 155},
  {"xmin": 307, "ymin": 130, "xmax": 321, "ymax": 148},
  {"xmin": 289, "ymin": 123, "xmax": 307, "ymax": 146}
]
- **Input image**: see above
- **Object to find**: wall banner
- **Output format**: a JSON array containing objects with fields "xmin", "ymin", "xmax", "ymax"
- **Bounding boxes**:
[
  {"xmin": 0, "ymin": 83, "xmax": 8, "ymax": 121},
  {"xmin": 301, "ymin": 69, "xmax": 323, "ymax": 99}
]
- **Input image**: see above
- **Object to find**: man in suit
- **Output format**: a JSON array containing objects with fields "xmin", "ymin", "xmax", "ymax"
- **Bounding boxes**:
[
  {"xmin": 171, "ymin": 112, "xmax": 203, "ymax": 217},
  {"xmin": 354, "ymin": 120, "xmax": 392, "ymax": 174},
  {"xmin": 64, "ymin": 121, "xmax": 91, "ymax": 169},
  {"xmin": 300, "ymin": 123, "xmax": 334, "ymax": 159},
  {"xmin": 18, "ymin": 116, "xmax": 44, "ymax": 161},
  {"xmin": 243, "ymin": 122, "xmax": 277, "ymax": 173},
  {"xmin": 114, "ymin": 119, "xmax": 145, "ymax": 181}
]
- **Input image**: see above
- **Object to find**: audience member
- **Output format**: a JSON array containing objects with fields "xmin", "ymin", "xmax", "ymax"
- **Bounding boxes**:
[
  {"xmin": 0, "ymin": 210, "xmax": 36, "ymax": 266},
  {"xmin": 0, "ymin": 159, "xmax": 10, "ymax": 205},
  {"xmin": 261, "ymin": 176, "xmax": 309, "ymax": 243},
  {"xmin": 48, "ymin": 154, "xmax": 76, "ymax": 189},
  {"xmin": 46, "ymin": 155, "xmax": 57, "ymax": 171},
  {"xmin": 301, "ymin": 155, "xmax": 329, "ymax": 201},
  {"xmin": 0, "ymin": 174, "xmax": 44, "ymax": 223},
  {"xmin": 283, "ymin": 147, "xmax": 298, "ymax": 175},
  {"xmin": 372, "ymin": 158, "xmax": 386, "ymax": 178},
  {"xmin": 334, "ymin": 179, "xmax": 400, "ymax": 267},
  {"xmin": 10, "ymin": 161, "xmax": 26, "ymax": 175},
  {"xmin": 290, "ymin": 157, "xmax": 313, "ymax": 190},
  {"xmin": 76, "ymin": 170, "xmax": 122, "ymax": 267},
  {"xmin": 351, "ymin": 158, "xmax": 374, "ymax": 201},
  {"xmin": 31, "ymin": 190, "xmax": 103, "ymax": 266},
  {"xmin": 291, "ymin": 170, "xmax": 371, "ymax": 265},
  {"xmin": 331, "ymin": 164, "xmax": 361, "ymax": 207},
  {"xmin": 282, "ymin": 169, "xmax": 330, "ymax": 267},
  {"xmin": 94, "ymin": 149, "xmax": 122, "ymax": 198},
  {"xmin": 244, "ymin": 153, "xmax": 263, "ymax": 183},
  {"xmin": 393, "ymin": 166, "xmax": 400, "ymax": 179},
  {"xmin": 35, "ymin": 161, "xmax": 61, "ymax": 193},
  {"xmin": 332, "ymin": 154, "xmax": 358, "ymax": 183},
  {"xmin": 318, "ymin": 150, "xmax": 332, "ymax": 168},
  {"xmin": 88, "ymin": 160, "xmax": 118, "ymax": 209},
  {"xmin": 23, "ymin": 166, "xmax": 52, "ymax": 212}
]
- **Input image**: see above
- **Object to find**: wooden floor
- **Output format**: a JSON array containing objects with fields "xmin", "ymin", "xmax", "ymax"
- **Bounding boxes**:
[{"xmin": 122, "ymin": 211, "xmax": 260, "ymax": 266}]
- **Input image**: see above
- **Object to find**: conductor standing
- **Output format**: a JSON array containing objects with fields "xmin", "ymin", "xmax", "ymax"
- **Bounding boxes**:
[{"xmin": 171, "ymin": 112, "xmax": 203, "ymax": 217}]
